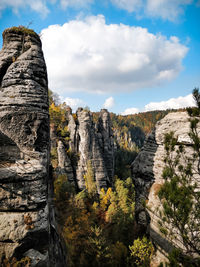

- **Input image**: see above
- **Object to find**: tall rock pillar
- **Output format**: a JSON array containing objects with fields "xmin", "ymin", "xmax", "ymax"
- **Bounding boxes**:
[{"xmin": 0, "ymin": 27, "xmax": 62, "ymax": 266}]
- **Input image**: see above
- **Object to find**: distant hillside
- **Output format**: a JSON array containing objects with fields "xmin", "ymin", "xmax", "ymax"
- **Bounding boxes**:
[{"xmin": 111, "ymin": 110, "xmax": 181, "ymax": 134}]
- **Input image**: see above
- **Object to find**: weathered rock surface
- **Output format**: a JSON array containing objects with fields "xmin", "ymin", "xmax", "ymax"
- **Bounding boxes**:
[
  {"xmin": 132, "ymin": 111, "xmax": 200, "ymax": 263},
  {"xmin": 57, "ymin": 140, "xmax": 75, "ymax": 183},
  {"xmin": 0, "ymin": 27, "xmax": 65, "ymax": 266},
  {"xmin": 96, "ymin": 109, "xmax": 114, "ymax": 182},
  {"xmin": 55, "ymin": 108, "xmax": 114, "ymax": 191}
]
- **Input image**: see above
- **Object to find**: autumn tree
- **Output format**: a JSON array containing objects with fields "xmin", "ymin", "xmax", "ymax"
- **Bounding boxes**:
[
  {"xmin": 84, "ymin": 160, "xmax": 97, "ymax": 196},
  {"xmin": 129, "ymin": 237, "xmax": 154, "ymax": 266},
  {"xmin": 102, "ymin": 177, "xmax": 135, "ymax": 246}
]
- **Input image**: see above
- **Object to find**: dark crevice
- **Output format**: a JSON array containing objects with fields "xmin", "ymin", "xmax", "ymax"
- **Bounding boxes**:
[
  {"xmin": 34, "ymin": 119, "xmax": 49, "ymax": 152},
  {"xmin": 0, "ymin": 177, "xmax": 46, "ymax": 184},
  {"xmin": 0, "ymin": 103, "xmax": 49, "ymax": 112},
  {"xmin": 13, "ymin": 230, "xmax": 49, "ymax": 260},
  {"xmin": 0, "ymin": 201, "xmax": 47, "ymax": 213},
  {"xmin": 0, "ymin": 61, "xmax": 12, "ymax": 88},
  {"xmin": 0, "ymin": 131, "xmax": 21, "ymax": 163},
  {"xmin": 0, "ymin": 239, "xmax": 14, "ymax": 243}
]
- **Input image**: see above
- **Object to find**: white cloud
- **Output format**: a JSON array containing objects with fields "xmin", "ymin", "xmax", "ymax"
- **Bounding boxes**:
[
  {"xmin": 0, "ymin": 0, "xmax": 49, "ymax": 17},
  {"xmin": 111, "ymin": 0, "xmax": 142, "ymax": 12},
  {"xmin": 64, "ymin": 97, "xmax": 85, "ymax": 111},
  {"xmin": 0, "ymin": 0, "xmax": 195, "ymax": 21},
  {"xmin": 121, "ymin": 107, "xmax": 139, "ymax": 115},
  {"xmin": 145, "ymin": 94, "xmax": 196, "ymax": 111},
  {"xmin": 41, "ymin": 15, "xmax": 188, "ymax": 94},
  {"xmin": 110, "ymin": 0, "xmax": 193, "ymax": 21},
  {"xmin": 103, "ymin": 97, "xmax": 115, "ymax": 109},
  {"xmin": 0, "ymin": 0, "xmax": 94, "ymax": 16},
  {"xmin": 60, "ymin": 0, "xmax": 93, "ymax": 9},
  {"xmin": 146, "ymin": 0, "xmax": 193, "ymax": 21}
]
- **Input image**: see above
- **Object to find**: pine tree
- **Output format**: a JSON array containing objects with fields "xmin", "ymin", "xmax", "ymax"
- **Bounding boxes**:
[
  {"xmin": 157, "ymin": 88, "xmax": 200, "ymax": 265},
  {"xmin": 84, "ymin": 160, "xmax": 97, "ymax": 196}
]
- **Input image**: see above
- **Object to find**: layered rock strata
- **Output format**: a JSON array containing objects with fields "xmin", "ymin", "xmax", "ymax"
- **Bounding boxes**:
[
  {"xmin": 0, "ymin": 27, "xmax": 64, "ymax": 266},
  {"xmin": 132, "ymin": 112, "xmax": 200, "ymax": 262},
  {"xmin": 56, "ymin": 108, "xmax": 114, "ymax": 191}
]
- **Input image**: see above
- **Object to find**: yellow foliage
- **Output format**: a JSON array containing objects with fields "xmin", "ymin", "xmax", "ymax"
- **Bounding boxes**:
[
  {"xmin": 2, "ymin": 256, "xmax": 31, "ymax": 267},
  {"xmin": 129, "ymin": 237, "xmax": 154, "ymax": 266},
  {"xmin": 100, "ymin": 187, "xmax": 113, "ymax": 211},
  {"xmin": 92, "ymin": 201, "xmax": 99, "ymax": 210},
  {"xmin": 53, "ymin": 171, "xmax": 137, "ymax": 266},
  {"xmin": 84, "ymin": 160, "xmax": 97, "ymax": 196}
]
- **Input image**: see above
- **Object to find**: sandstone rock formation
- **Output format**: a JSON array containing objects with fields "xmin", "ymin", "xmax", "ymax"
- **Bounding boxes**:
[
  {"xmin": 132, "ymin": 111, "xmax": 200, "ymax": 263},
  {"xmin": 55, "ymin": 108, "xmax": 114, "ymax": 191},
  {"xmin": 0, "ymin": 27, "xmax": 65, "ymax": 266},
  {"xmin": 57, "ymin": 140, "xmax": 75, "ymax": 183}
]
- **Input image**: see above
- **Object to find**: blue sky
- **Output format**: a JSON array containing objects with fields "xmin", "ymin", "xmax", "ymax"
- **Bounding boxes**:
[{"xmin": 0, "ymin": 0, "xmax": 200, "ymax": 114}]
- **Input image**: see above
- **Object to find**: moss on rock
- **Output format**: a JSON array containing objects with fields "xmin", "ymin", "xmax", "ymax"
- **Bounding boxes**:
[{"xmin": 3, "ymin": 26, "xmax": 38, "ymax": 37}]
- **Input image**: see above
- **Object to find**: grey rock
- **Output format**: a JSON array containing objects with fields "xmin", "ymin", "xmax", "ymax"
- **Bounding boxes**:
[
  {"xmin": 132, "ymin": 111, "xmax": 200, "ymax": 262},
  {"xmin": 66, "ymin": 108, "xmax": 77, "ymax": 153},
  {"xmin": 0, "ymin": 27, "xmax": 65, "ymax": 266},
  {"xmin": 52, "ymin": 108, "xmax": 114, "ymax": 191},
  {"xmin": 96, "ymin": 109, "xmax": 114, "ymax": 183},
  {"xmin": 75, "ymin": 108, "xmax": 111, "ymax": 190},
  {"xmin": 23, "ymin": 249, "xmax": 48, "ymax": 267},
  {"xmin": 57, "ymin": 140, "xmax": 74, "ymax": 183},
  {"xmin": 50, "ymin": 124, "xmax": 57, "ymax": 149}
]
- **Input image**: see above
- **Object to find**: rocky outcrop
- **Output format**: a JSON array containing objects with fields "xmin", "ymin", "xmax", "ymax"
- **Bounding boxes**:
[
  {"xmin": 132, "ymin": 112, "xmax": 200, "ymax": 262},
  {"xmin": 55, "ymin": 108, "xmax": 114, "ymax": 191},
  {"xmin": 0, "ymin": 27, "xmax": 65, "ymax": 266},
  {"xmin": 96, "ymin": 109, "xmax": 114, "ymax": 181},
  {"xmin": 57, "ymin": 140, "xmax": 75, "ymax": 183}
]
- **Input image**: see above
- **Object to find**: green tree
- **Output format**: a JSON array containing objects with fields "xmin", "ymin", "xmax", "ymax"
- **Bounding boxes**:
[
  {"xmin": 84, "ymin": 160, "xmax": 98, "ymax": 196},
  {"xmin": 129, "ymin": 237, "xmax": 154, "ymax": 266},
  {"xmin": 88, "ymin": 226, "xmax": 111, "ymax": 267},
  {"xmin": 105, "ymin": 177, "xmax": 135, "ymax": 245},
  {"xmin": 157, "ymin": 88, "xmax": 200, "ymax": 265}
]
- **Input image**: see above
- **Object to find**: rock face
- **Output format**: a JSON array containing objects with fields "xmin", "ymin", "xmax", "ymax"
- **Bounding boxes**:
[
  {"xmin": 132, "ymin": 112, "xmax": 200, "ymax": 261},
  {"xmin": 56, "ymin": 108, "xmax": 114, "ymax": 191},
  {"xmin": 0, "ymin": 27, "xmax": 65, "ymax": 266},
  {"xmin": 57, "ymin": 140, "xmax": 75, "ymax": 183}
]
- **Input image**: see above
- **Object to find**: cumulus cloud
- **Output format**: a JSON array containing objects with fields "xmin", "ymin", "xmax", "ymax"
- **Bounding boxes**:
[
  {"xmin": 103, "ymin": 97, "xmax": 115, "ymax": 109},
  {"xmin": 64, "ymin": 97, "xmax": 86, "ymax": 111},
  {"xmin": 121, "ymin": 107, "xmax": 139, "ymax": 115},
  {"xmin": 0, "ymin": 0, "xmax": 49, "ymax": 17},
  {"xmin": 145, "ymin": 94, "xmax": 196, "ymax": 111},
  {"xmin": 41, "ymin": 15, "xmax": 188, "ymax": 94}
]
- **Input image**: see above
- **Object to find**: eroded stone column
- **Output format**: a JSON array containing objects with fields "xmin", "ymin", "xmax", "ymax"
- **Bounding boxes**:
[{"xmin": 0, "ymin": 27, "xmax": 50, "ymax": 265}]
